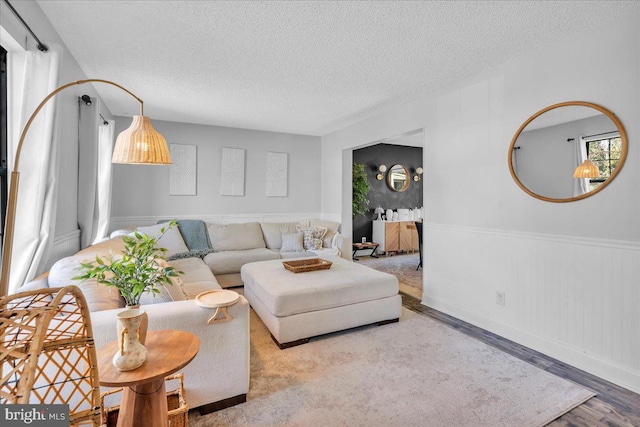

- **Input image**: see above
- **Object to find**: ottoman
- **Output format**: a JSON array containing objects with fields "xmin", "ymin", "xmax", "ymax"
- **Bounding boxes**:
[{"xmin": 241, "ymin": 256, "xmax": 402, "ymax": 348}]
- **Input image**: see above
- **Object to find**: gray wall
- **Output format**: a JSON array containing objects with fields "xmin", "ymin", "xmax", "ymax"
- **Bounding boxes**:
[{"xmin": 111, "ymin": 118, "xmax": 321, "ymax": 223}]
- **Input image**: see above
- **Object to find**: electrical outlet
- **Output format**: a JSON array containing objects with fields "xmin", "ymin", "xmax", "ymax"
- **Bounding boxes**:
[{"xmin": 496, "ymin": 291, "xmax": 506, "ymax": 306}]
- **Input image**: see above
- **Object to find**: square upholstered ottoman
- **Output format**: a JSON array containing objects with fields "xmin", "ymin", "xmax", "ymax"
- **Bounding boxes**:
[{"xmin": 241, "ymin": 256, "xmax": 402, "ymax": 348}]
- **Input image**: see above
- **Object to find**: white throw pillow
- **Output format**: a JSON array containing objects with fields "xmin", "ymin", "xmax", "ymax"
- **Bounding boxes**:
[
  {"xmin": 280, "ymin": 232, "xmax": 304, "ymax": 252},
  {"xmin": 309, "ymin": 219, "xmax": 340, "ymax": 248},
  {"xmin": 136, "ymin": 223, "xmax": 189, "ymax": 258},
  {"xmin": 296, "ymin": 226, "xmax": 327, "ymax": 251}
]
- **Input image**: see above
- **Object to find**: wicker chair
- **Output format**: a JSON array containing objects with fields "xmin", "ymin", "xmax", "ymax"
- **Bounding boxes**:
[{"xmin": 0, "ymin": 286, "xmax": 101, "ymax": 426}]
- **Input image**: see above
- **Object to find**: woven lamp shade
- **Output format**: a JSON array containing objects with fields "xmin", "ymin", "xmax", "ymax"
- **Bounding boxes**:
[
  {"xmin": 573, "ymin": 159, "xmax": 600, "ymax": 178},
  {"xmin": 112, "ymin": 116, "xmax": 172, "ymax": 164}
]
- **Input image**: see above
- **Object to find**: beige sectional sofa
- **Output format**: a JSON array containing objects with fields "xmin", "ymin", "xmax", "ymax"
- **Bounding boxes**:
[
  {"xmin": 200, "ymin": 219, "xmax": 348, "ymax": 287},
  {"xmin": 23, "ymin": 218, "xmax": 347, "ymax": 412}
]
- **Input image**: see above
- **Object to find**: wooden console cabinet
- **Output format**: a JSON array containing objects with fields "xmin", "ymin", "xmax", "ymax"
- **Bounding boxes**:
[{"xmin": 372, "ymin": 220, "xmax": 419, "ymax": 254}]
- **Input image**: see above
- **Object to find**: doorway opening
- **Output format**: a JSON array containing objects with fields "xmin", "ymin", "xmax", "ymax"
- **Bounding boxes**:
[{"xmin": 350, "ymin": 129, "xmax": 424, "ymax": 300}]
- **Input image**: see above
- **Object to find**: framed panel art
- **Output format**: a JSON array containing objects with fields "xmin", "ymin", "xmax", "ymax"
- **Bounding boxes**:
[
  {"xmin": 220, "ymin": 147, "xmax": 245, "ymax": 196},
  {"xmin": 169, "ymin": 144, "xmax": 197, "ymax": 195},
  {"xmin": 266, "ymin": 152, "xmax": 288, "ymax": 197}
]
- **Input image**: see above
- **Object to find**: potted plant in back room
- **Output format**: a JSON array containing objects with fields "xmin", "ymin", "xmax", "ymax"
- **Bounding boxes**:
[{"xmin": 352, "ymin": 163, "xmax": 370, "ymax": 218}]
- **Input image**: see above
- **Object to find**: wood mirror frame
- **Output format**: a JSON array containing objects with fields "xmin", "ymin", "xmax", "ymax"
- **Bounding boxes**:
[
  {"xmin": 387, "ymin": 164, "xmax": 410, "ymax": 192},
  {"xmin": 508, "ymin": 101, "xmax": 628, "ymax": 203}
]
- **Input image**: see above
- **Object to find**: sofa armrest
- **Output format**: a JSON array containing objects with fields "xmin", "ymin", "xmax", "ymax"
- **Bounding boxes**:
[
  {"xmin": 20, "ymin": 273, "xmax": 50, "ymax": 292},
  {"xmin": 90, "ymin": 297, "xmax": 250, "ymax": 409},
  {"xmin": 335, "ymin": 233, "xmax": 352, "ymax": 260}
]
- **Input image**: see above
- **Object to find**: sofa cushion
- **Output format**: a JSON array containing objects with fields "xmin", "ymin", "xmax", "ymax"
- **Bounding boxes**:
[
  {"xmin": 280, "ymin": 232, "xmax": 304, "ymax": 252},
  {"xmin": 137, "ymin": 259, "xmax": 190, "ymax": 305},
  {"xmin": 208, "ymin": 222, "xmax": 266, "ymax": 251},
  {"xmin": 78, "ymin": 279, "xmax": 126, "ymax": 312},
  {"xmin": 167, "ymin": 257, "xmax": 220, "ymax": 298},
  {"xmin": 297, "ymin": 226, "xmax": 327, "ymax": 250},
  {"xmin": 169, "ymin": 257, "xmax": 216, "ymax": 284},
  {"xmin": 308, "ymin": 219, "xmax": 341, "ymax": 249},
  {"xmin": 204, "ymin": 248, "xmax": 280, "ymax": 275},
  {"xmin": 136, "ymin": 223, "xmax": 189, "ymax": 258},
  {"xmin": 260, "ymin": 222, "xmax": 299, "ymax": 250},
  {"xmin": 50, "ymin": 255, "xmax": 125, "ymax": 312}
]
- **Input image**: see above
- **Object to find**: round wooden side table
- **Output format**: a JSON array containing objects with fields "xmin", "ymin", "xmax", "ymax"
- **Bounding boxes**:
[{"xmin": 97, "ymin": 329, "xmax": 200, "ymax": 427}]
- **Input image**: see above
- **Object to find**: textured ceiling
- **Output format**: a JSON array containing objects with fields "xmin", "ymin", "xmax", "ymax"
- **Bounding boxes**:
[{"xmin": 36, "ymin": 1, "xmax": 637, "ymax": 136}]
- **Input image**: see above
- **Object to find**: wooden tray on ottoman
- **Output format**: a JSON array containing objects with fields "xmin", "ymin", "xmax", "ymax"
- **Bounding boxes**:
[{"xmin": 282, "ymin": 258, "xmax": 332, "ymax": 273}]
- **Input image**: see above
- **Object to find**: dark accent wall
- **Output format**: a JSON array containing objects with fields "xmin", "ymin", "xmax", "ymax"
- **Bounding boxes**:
[{"xmin": 353, "ymin": 143, "xmax": 423, "ymax": 243}]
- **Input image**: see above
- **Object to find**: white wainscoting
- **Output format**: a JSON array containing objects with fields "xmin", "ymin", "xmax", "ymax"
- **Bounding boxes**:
[
  {"xmin": 424, "ymin": 223, "xmax": 640, "ymax": 393},
  {"xmin": 47, "ymin": 229, "xmax": 81, "ymax": 271},
  {"xmin": 109, "ymin": 212, "xmax": 340, "ymax": 233}
]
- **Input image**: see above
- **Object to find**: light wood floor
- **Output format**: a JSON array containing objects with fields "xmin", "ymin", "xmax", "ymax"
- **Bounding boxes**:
[{"xmin": 401, "ymin": 292, "xmax": 640, "ymax": 427}]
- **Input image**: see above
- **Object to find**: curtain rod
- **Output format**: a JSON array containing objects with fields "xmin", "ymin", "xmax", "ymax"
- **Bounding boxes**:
[
  {"xmin": 2, "ymin": 0, "xmax": 48, "ymax": 52},
  {"xmin": 583, "ymin": 130, "xmax": 618, "ymax": 140}
]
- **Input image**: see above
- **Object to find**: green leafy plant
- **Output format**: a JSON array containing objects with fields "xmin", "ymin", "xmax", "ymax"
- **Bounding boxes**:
[
  {"xmin": 74, "ymin": 221, "xmax": 182, "ymax": 306},
  {"xmin": 352, "ymin": 162, "xmax": 371, "ymax": 218}
]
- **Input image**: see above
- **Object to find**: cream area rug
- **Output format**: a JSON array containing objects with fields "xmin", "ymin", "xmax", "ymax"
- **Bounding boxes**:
[{"xmin": 189, "ymin": 308, "xmax": 594, "ymax": 427}]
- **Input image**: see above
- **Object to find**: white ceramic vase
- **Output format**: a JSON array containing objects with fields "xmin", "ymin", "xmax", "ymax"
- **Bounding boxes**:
[
  {"xmin": 386, "ymin": 209, "xmax": 394, "ymax": 221},
  {"xmin": 112, "ymin": 308, "xmax": 148, "ymax": 372}
]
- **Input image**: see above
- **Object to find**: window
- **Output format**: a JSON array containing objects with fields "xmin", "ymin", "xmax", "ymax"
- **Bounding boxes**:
[{"xmin": 585, "ymin": 135, "xmax": 621, "ymax": 191}]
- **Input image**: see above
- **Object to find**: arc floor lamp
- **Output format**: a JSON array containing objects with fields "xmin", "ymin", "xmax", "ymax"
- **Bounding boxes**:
[{"xmin": 0, "ymin": 79, "xmax": 172, "ymax": 297}]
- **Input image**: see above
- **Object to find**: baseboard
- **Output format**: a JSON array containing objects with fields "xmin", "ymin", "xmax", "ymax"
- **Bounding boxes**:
[
  {"xmin": 423, "ymin": 295, "xmax": 640, "ymax": 394},
  {"xmin": 198, "ymin": 394, "xmax": 247, "ymax": 414}
]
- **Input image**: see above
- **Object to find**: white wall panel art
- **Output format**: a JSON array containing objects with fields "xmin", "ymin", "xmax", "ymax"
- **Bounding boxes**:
[
  {"xmin": 169, "ymin": 144, "xmax": 197, "ymax": 195},
  {"xmin": 220, "ymin": 147, "xmax": 245, "ymax": 196},
  {"xmin": 266, "ymin": 152, "xmax": 288, "ymax": 197}
]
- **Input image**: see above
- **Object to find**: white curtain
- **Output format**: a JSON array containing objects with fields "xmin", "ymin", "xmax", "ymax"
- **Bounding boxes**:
[
  {"xmin": 6, "ymin": 45, "xmax": 62, "ymax": 293},
  {"xmin": 78, "ymin": 102, "xmax": 114, "ymax": 247},
  {"xmin": 95, "ymin": 120, "xmax": 114, "ymax": 243},
  {"xmin": 572, "ymin": 137, "xmax": 589, "ymax": 197}
]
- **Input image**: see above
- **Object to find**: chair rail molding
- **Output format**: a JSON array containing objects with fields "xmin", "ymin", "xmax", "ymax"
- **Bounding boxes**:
[{"xmin": 109, "ymin": 212, "xmax": 335, "ymax": 232}]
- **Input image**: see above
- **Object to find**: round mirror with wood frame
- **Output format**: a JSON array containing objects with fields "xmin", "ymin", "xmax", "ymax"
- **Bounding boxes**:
[
  {"xmin": 387, "ymin": 164, "xmax": 410, "ymax": 192},
  {"xmin": 508, "ymin": 101, "xmax": 627, "ymax": 203}
]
